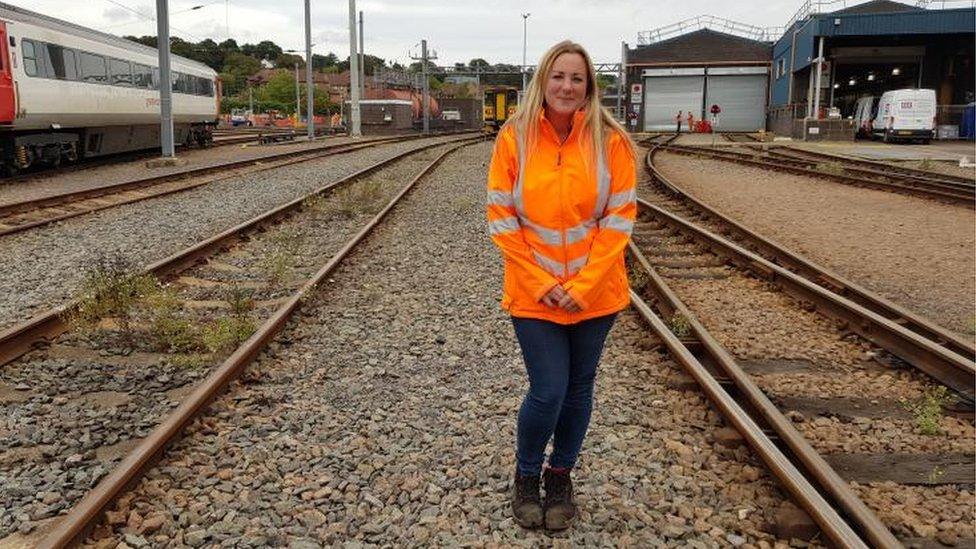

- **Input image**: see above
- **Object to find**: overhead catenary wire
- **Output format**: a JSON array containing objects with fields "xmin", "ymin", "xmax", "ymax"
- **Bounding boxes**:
[{"xmin": 102, "ymin": 0, "xmax": 204, "ymax": 41}]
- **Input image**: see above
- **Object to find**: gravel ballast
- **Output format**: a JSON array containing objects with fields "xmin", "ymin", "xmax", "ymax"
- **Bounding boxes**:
[
  {"xmin": 0, "ymin": 137, "xmax": 366, "ymax": 206},
  {"xmin": 653, "ymin": 151, "xmax": 976, "ymax": 337},
  {"xmin": 0, "ymin": 143, "xmax": 460, "ymax": 541},
  {"xmin": 80, "ymin": 142, "xmax": 798, "ymax": 548},
  {"xmin": 0, "ymin": 135, "xmax": 468, "ymax": 332}
]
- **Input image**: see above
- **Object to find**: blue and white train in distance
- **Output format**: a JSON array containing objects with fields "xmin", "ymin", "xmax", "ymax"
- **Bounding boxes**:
[{"xmin": 0, "ymin": 2, "xmax": 220, "ymax": 175}]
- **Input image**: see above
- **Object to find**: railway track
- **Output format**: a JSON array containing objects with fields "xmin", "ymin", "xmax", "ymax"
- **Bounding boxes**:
[
  {"xmin": 0, "ymin": 132, "xmax": 476, "ymax": 237},
  {"xmin": 0, "ymin": 134, "xmax": 481, "ymax": 545},
  {"xmin": 723, "ymin": 133, "xmax": 975, "ymax": 187},
  {"xmin": 1, "ymin": 127, "xmax": 330, "ymax": 185},
  {"xmin": 628, "ymin": 137, "xmax": 974, "ymax": 547},
  {"xmin": 642, "ymin": 135, "xmax": 975, "ymax": 393},
  {"xmin": 660, "ymin": 136, "xmax": 974, "ymax": 206}
]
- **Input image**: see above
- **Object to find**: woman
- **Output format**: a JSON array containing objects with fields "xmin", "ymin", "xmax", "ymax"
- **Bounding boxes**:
[{"xmin": 486, "ymin": 40, "xmax": 636, "ymax": 531}]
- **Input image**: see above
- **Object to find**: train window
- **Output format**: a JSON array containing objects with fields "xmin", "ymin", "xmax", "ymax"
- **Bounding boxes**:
[
  {"xmin": 152, "ymin": 67, "xmax": 159, "ymax": 90},
  {"xmin": 80, "ymin": 52, "xmax": 107, "ymax": 83},
  {"xmin": 202, "ymin": 78, "xmax": 214, "ymax": 97},
  {"xmin": 46, "ymin": 44, "xmax": 77, "ymax": 80},
  {"xmin": 22, "ymin": 39, "xmax": 38, "ymax": 77},
  {"xmin": 176, "ymin": 72, "xmax": 190, "ymax": 94},
  {"xmin": 110, "ymin": 58, "xmax": 132, "ymax": 86},
  {"xmin": 63, "ymin": 49, "xmax": 78, "ymax": 80},
  {"xmin": 132, "ymin": 63, "xmax": 152, "ymax": 88}
]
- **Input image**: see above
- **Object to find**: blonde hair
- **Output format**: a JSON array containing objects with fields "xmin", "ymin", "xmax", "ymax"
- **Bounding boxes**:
[{"xmin": 505, "ymin": 40, "xmax": 634, "ymax": 168}]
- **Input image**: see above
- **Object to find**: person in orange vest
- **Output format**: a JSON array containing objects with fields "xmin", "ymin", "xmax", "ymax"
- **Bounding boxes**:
[
  {"xmin": 687, "ymin": 111, "xmax": 695, "ymax": 133},
  {"xmin": 487, "ymin": 40, "xmax": 636, "ymax": 531}
]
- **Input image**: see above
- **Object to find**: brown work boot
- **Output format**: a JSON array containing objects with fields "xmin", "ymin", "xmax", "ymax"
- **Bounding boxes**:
[
  {"xmin": 511, "ymin": 472, "xmax": 544, "ymax": 528},
  {"xmin": 543, "ymin": 467, "xmax": 577, "ymax": 530}
]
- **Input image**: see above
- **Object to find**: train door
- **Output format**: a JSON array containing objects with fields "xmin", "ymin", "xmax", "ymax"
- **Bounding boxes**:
[{"xmin": 0, "ymin": 22, "xmax": 14, "ymax": 123}]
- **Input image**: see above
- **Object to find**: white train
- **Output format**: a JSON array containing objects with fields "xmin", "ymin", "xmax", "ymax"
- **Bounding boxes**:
[{"xmin": 0, "ymin": 2, "xmax": 220, "ymax": 175}]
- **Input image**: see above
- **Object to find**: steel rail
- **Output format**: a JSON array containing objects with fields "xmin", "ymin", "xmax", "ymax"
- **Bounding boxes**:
[
  {"xmin": 764, "ymin": 148, "xmax": 975, "ymax": 194},
  {"xmin": 0, "ymin": 134, "xmax": 482, "ymax": 368},
  {"xmin": 628, "ymin": 245, "xmax": 898, "ymax": 548},
  {"xmin": 645, "ymin": 144, "xmax": 976, "ymax": 364},
  {"xmin": 36, "ymin": 138, "xmax": 477, "ymax": 549},
  {"xmin": 632, "ymin": 193, "xmax": 976, "ymax": 400},
  {"xmin": 627, "ymin": 288, "xmax": 872, "ymax": 548},
  {"xmin": 723, "ymin": 133, "xmax": 975, "ymax": 188},
  {"xmin": 0, "ymin": 133, "xmax": 453, "ymax": 237},
  {"xmin": 662, "ymin": 144, "xmax": 974, "ymax": 205},
  {"xmin": 700, "ymin": 139, "xmax": 975, "ymax": 197}
]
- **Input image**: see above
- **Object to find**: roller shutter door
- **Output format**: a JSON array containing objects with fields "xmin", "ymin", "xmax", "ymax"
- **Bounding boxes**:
[
  {"xmin": 642, "ymin": 75, "xmax": 704, "ymax": 132},
  {"xmin": 705, "ymin": 75, "xmax": 767, "ymax": 132}
]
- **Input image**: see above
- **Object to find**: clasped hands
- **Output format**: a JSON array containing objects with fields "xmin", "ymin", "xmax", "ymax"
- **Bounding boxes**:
[{"xmin": 541, "ymin": 284, "xmax": 581, "ymax": 313}]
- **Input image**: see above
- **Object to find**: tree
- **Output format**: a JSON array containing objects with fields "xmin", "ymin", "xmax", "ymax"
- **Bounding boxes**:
[
  {"xmin": 218, "ymin": 38, "xmax": 239, "ymax": 52},
  {"xmin": 219, "ymin": 52, "xmax": 262, "ymax": 96},
  {"xmin": 255, "ymin": 70, "xmax": 298, "ymax": 110},
  {"xmin": 469, "ymin": 58, "xmax": 491, "ymax": 70},
  {"xmin": 312, "ymin": 52, "xmax": 338, "ymax": 70},
  {"xmin": 596, "ymin": 74, "xmax": 617, "ymax": 89},
  {"xmin": 242, "ymin": 40, "xmax": 282, "ymax": 61},
  {"xmin": 275, "ymin": 53, "xmax": 305, "ymax": 69},
  {"xmin": 124, "ymin": 35, "xmax": 156, "ymax": 48}
]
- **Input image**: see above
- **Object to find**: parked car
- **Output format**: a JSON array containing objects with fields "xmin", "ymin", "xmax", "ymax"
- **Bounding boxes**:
[{"xmin": 870, "ymin": 89, "xmax": 936, "ymax": 144}]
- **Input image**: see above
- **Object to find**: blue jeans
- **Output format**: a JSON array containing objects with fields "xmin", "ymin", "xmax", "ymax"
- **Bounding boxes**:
[{"xmin": 511, "ymin": 313, "xmax": 617, "ymax": 476}]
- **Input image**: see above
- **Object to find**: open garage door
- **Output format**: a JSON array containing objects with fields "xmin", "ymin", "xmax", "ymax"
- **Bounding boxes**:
[
  {"xmin": 705, "ymin": 67, "xmax": 768, "ymax": 132},
  {"xmin": 642, "ymin": 68, "xmax": 704, "ymax": 132}
]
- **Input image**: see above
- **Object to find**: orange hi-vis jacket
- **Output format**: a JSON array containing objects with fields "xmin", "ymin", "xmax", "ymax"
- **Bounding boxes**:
[{"xmin": 487, "ymin": 111, "xmax": 637, "ymax": 324}]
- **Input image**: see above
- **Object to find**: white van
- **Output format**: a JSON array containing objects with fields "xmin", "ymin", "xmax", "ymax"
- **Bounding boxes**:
[{"xmin": 870, "ymin": 89, "xmax": 936, "ymax": 143}]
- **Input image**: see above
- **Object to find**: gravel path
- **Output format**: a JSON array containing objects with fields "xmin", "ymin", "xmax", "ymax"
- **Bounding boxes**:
[
  {"xmin": 80, "ymin": 142, "xmax": 797, "ymax": 548},
  {"xmin": 653, "ymin": 151, "xmax": 976, "ymax": 337},
  {"xmin": 0, "ymin": 137, "xmax": 363, "ymax": 206},
  {"xmin": 0, "ymin": 135, "xmax": 469, "ymax": 332}
]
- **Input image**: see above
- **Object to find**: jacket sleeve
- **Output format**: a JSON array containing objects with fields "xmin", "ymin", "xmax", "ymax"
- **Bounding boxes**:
[
  {"xmin": 563, "ymin": 133, "xmax": 637, "ymax": 310},
  {"xmin": 487, "ymin": 128, "xmax": 560, "ymax": 302}
]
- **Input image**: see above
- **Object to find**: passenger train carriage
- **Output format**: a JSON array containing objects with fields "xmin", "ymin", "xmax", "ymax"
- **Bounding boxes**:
[{"xmin": 0, "ymin": 2, "xmax": 220, "ymax": 175}]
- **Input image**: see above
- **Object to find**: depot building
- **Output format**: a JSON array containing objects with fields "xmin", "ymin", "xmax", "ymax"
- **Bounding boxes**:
[{"xmin": 622, "ymin": 0, "xmax": 976, "ymax": 138}]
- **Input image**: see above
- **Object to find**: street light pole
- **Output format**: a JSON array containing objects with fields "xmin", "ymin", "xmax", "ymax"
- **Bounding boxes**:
[
  {"xmin": 294, "ymin": 62, "xmax": 301, "ymax": 125},
  {"xmin": 348, "ymin": 0, "xmax": 361, "ymax": 136},
  {"xmin": 358, "ymin": 10, "xmax": 365, "ymax": 100},
  {"xmin": 305, "ymin": 0, "xmax": 314, "ymax": 139},
  {"xmin": 156, "ymin": 0, "xmax": 174, "ymax": 158},
  {"xmin": 521, "ymin": 13, "xmax": 530, "ymax": 92}
]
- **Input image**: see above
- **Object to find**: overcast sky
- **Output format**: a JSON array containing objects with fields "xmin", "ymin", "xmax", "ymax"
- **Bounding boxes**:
[{"xmin": 19, "ymin": 0, "xmax": 885, "ymax": 66}]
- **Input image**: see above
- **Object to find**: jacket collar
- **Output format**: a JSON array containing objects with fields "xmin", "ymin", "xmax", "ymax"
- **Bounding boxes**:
[{"xmin": 539, "ymin": 109, "xmax": 587, "ymax": 144}]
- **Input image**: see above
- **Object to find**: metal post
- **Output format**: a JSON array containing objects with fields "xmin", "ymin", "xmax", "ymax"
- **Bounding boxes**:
[
  {"xmin": 305, "ymin": 0, "xmax": 314, "ymax": 139},
  {"xmin": 294, "ymin": 62, "xmax": 301, "ymax": 124},
  {"xmin": 813, "ymin": 36, "xmax": 824, "ymax": 119},
  {"xmin": 359, "ymin": 11, "xmax": 365, "ymax": 100},
  {"xmin": 248, "ymin": 85, "xmax": 254, "ymax": 118},
  {"xmin": 421, "ymin": 39, "xmax": 429, "ymax": 135},
  {"xmin": 617, "ymin": 41, "xmax": 625, "ymax": 121},
  {"xmin": 348, "ymin": 0, "xmax": 361, "ymax": 137},
  {"xmin": 521, "ymin": 13, "xmax": 530, "ymax": 92},
  {"xmin": 156, "ymin": 0, "xmax": 174, "ymax": 158}
]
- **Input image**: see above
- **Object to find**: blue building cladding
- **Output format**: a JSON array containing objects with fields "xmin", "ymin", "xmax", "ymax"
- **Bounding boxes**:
[{"xmin": 770, "ymin": 6, "xmax": 976, "ymax": 106}]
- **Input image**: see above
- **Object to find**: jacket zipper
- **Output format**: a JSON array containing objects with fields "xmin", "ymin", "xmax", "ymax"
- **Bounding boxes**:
[{"xmin": 557, "ymin": 144, "xmax": 567, "ymax": 279}]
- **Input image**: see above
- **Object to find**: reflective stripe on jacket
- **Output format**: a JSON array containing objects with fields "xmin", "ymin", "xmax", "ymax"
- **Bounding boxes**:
[{"xmin": 487, "ymin": 111, "xmax": 637, "ymax": 324}]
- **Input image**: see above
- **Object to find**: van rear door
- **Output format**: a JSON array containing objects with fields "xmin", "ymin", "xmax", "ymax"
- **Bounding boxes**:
[{"xmin": 0, "ymin": 22, "xmax": 15, "ymax": 124}]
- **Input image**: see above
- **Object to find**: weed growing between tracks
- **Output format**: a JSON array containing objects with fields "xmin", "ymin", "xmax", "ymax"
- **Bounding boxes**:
[
  {"xmin": 65, "ymin": 253, "xmax": 158, "ymax": 340},
  {"xmin": 260, "ymin": 227, "xmax": 304, "ymax": 286},
  {"xmin": 816, "ymin": 162, "xmax": 846, "ymax": 176},
  {"xmin": 668, "ymin": 313, "xmax": 692, "ymax": 338},
  {"xmin": 65, "ymin": 254, "xmax": 258, "ymax": 367},
  {"xmin": 900, "ymin": 386, "xmax": 952, "ymax": 435}
]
